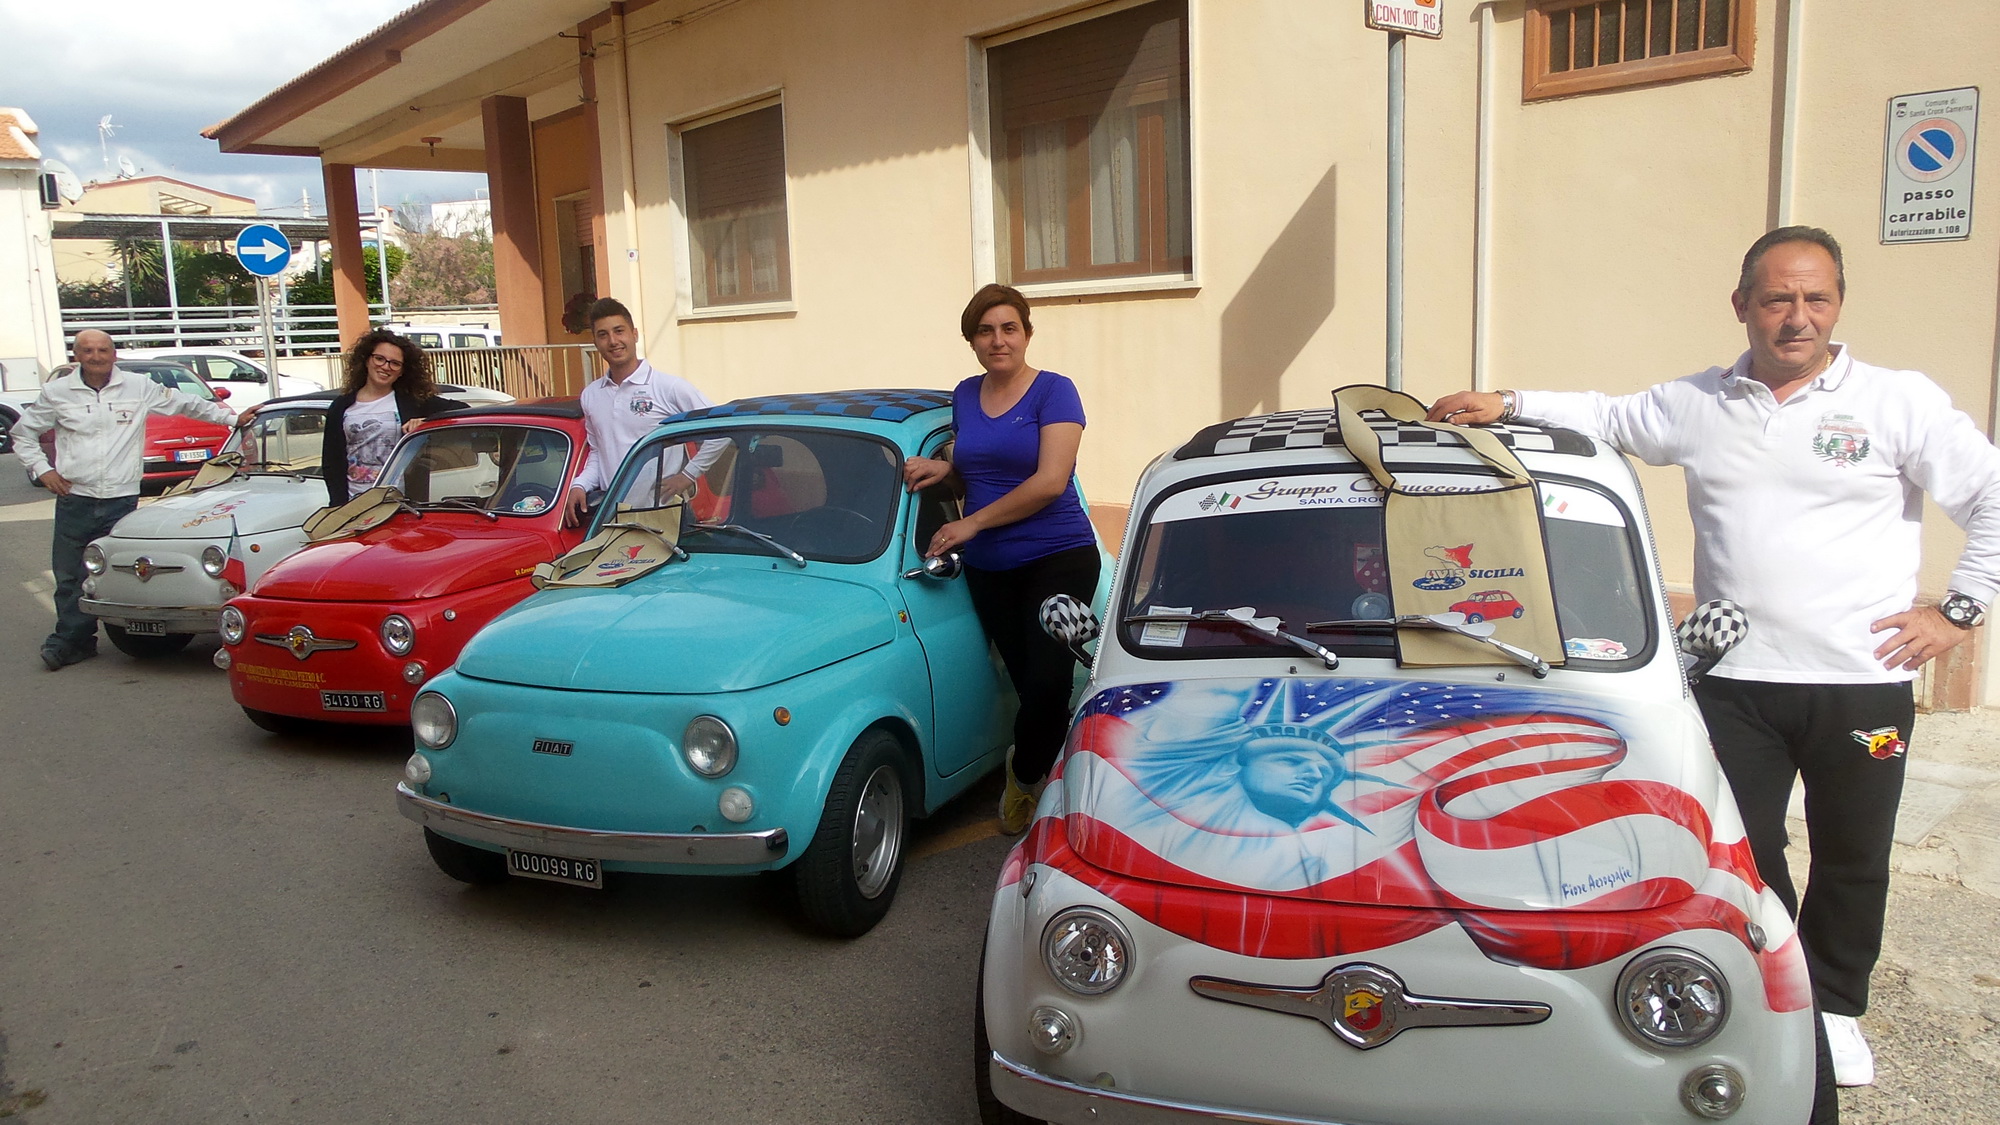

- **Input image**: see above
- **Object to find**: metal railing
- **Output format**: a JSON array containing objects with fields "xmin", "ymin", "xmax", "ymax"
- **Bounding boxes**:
[
  {"xmin": 337, "ymin": 344, "xmax": 597, "ymax": 401},
  {"xmin": 60, "ymin": 303, "xmax": 502, "ymax": 357}
]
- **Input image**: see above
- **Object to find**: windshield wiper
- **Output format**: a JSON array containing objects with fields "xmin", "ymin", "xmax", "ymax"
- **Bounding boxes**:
[
  {"xmin": 599, "ymin": 522, "xmax": 689, "ymax": 562},
  {"xmin": 1124, "ymin": 606, "xmax": 1339, "ymax": 669},
  {"xmin": 1306, "ymin": 613, "xmax": 1550, "ymax": 678},
  {"xmin": 692, "ymin": 522, "xmax": 807, "ymax": 568},
  {"xmin": 413, "ymin": 496, "xmax": 499, "ymax": 521}
]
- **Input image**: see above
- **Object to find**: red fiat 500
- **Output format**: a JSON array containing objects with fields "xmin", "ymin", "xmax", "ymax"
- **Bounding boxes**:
[
  {"xmin": 217, "ymin": 401, "xmax": 591, "ymax": 731},
  {"xmin": 1448, "ymin": 589, "xmax": 1525, "ymax": 623}
]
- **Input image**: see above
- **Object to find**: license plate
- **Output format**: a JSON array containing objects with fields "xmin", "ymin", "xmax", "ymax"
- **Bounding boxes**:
[
  {"xmin": 507, "ymin": 849, "xmax": 603, "ymax": 889},
  {"xmin": 124, "ymin": 619, "xmax": 167, "ymax": 636},
  {"xmin": 174, "ymin": 448, "xmax": 212, "ymax": 463},
  {"xmin": 319, "ymin": 690, "xmax": 386, "ymax": 712}
]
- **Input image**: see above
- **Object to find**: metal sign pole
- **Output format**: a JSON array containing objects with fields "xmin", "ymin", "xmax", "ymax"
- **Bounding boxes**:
[
  {"xmin": 1386, "ymin": 30, "xmax": 1405, "ymax": 392},
  {"xmin": 259, "ymin": 278, "xmax": 279, "ymax": 370}
]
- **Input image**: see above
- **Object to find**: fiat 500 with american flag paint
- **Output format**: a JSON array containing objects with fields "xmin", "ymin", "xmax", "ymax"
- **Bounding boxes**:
[{"xmin": 977, "ymin": 403, "xmax": 1814, "ymax": 1124}]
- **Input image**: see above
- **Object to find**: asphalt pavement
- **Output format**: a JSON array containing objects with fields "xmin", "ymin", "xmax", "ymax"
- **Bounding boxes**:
[{"xmin": 1, "ymin": 451, "xmax": 1996, "ymax": 1124}]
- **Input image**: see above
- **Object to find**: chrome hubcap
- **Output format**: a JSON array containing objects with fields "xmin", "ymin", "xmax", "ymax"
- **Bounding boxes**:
[{"xmin": 850, "ymin": 764, "xmax": 904, "ymax": 899}]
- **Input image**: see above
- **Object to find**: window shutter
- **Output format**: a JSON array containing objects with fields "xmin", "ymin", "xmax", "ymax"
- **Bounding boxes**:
[
  {"xmin": 991, "ymin": 2, "xmax": 1186, "ymax": 133},
  {"xmin": 684, "ymin": 105, "xmax": 786, "ymax": 220}
]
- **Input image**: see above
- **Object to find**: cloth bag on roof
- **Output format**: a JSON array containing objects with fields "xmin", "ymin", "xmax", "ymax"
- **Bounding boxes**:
[
  {"xmin": 1331, "ymin": 384, "xmax": 1564, "ymax": 669},
  {"xmin": 302, "ymin": 486, "xmax": 404, "ymax": 541}
]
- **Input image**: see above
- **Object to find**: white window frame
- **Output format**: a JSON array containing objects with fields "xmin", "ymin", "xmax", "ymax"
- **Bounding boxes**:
[
  {"xmin": 967, "ymin": 0, "xmax": 1202, "ymax": 299},
  {"xmin": 667, "ymin": 90, "xmax": 797, "ymax": 321}
]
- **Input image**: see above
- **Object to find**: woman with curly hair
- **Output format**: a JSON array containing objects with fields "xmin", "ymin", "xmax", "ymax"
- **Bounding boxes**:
[{"xmin": 322, "ymin": 328, "xmax": 467, "ymax": 504}]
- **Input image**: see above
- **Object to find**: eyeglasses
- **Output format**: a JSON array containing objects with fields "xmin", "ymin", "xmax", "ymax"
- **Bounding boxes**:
[{"xmin": 368, "ymin": 354, "xmax": 405, "ymax": 370}]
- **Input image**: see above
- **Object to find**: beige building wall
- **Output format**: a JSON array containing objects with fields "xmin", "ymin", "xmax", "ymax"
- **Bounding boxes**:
[
  {"xmin": 54, "ymin": 176, "xmax": 259, "ymax": 283},
  {"xmin": 572, "ymin": 0, "xmax": 1998, "ymax": 698}
]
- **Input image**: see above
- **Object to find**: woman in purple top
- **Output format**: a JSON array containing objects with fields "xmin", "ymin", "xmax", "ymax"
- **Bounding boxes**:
[{"xmin": 903, "ymin": 285, "xmax": 1100, "ymax": 834}]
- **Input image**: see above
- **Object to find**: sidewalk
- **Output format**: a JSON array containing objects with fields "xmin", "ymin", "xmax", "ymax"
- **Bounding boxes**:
[{"xmin": 1805, "ymin": 709, "xmax": 2000, "ymax": 1122}]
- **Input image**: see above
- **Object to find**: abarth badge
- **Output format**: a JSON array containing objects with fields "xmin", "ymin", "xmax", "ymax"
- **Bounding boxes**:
[{"xmin": 1190, "ymin": 963, "xmax": 1549, "ymax": 1049}]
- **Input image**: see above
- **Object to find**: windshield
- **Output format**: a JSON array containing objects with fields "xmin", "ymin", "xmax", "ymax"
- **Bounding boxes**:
[
  {"xmin": 1119, "ymin": 469, "xmax": 1651, "ymax": 668},
  {"xmin": 379, "ymin": 424, "xmax": 574, "ymax": 515},
  {"xmin": 222, "ymin": 406, "xmax": 327, "ymax": 473},
  {"xmin": 607, "ymin": 427, "xmax": 902, "ymax": 563},
  {"xmin": 135, "ymin": 364, "xmax": 219, "ymax": 401}
]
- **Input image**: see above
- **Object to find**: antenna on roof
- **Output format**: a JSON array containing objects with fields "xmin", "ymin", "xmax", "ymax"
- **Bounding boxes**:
[
  {"xmin": 117, "ymin": 156, "xmax": 136, "ymax": 180},
  {"xmin": 42, "ymin": 159, "xmax": 83, "ymax": 203},
  {"xmin": 97, "ymin": 115, "xmax": 118, "ymax": 174}
]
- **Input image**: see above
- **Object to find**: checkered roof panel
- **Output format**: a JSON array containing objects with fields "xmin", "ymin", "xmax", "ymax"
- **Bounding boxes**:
[
  {"xmin": 1173, "ymin": 408, "xmax": 1595, "ymax": 460},
  {"xmin": 679, "ymin": 389, "xmax": 952, "ymax": 424}
]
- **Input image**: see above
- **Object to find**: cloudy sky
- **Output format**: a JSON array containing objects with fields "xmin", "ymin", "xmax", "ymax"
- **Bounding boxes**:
[{"xmin": 4, "ymin": 0, "xmax": 486, "ymax": 214}]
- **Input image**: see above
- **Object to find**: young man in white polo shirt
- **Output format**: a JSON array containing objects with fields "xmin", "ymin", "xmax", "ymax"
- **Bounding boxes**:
[
  {"xmin": 1429, "ymin": 226, "xmax": 2000, "ymax": 1102},
  {"xmin": 562, "ymin": 298, "xmax": 724, "ymax": 527}
]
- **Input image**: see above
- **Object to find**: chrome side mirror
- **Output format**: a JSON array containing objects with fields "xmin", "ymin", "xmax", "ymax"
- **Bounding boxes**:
[
  {"xmin": 901, "ymin": 551, "xmax": 963, "ymax": 581},
  {"xmin": 1039, "ymin": 593, "xmax": 1102, "ymax": 666},
  {"xmin": 1676, "ymin": 599, "xmax": 1749, "ymax": 681}
]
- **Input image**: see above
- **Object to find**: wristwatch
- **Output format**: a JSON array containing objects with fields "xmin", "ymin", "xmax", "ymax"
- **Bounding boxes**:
[
  {"xmin": 1497, "ymin": 389, "xmax": 1519, "ymax": 423},
  {"xmin": 1939, "ymin": 592, "xmax": 1987, "ymax": 629}
]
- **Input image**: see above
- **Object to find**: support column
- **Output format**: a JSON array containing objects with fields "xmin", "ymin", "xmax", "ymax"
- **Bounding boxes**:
[
  {"xmin": 482, "ymin": 94, "xmax": 547, "ymax": 347},
  {"xmin": 321, "ymin": 161, "xmax": 370, "ymax": 349}
]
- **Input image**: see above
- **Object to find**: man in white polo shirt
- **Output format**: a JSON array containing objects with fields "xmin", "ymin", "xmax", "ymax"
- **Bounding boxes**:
[
  {"xmin": 562, "ymin": 297, "xmax": 725, "ymax": 527},
  {"xmin": 1429, "ymin": 226, "xmax": 2000, "ymax": 1100}
]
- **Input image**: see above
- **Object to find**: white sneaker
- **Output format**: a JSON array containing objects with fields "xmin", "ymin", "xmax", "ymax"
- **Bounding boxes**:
[{"xmin": 1823, "ymin": 1012, "xmax": 1875, "ymax": 1087}]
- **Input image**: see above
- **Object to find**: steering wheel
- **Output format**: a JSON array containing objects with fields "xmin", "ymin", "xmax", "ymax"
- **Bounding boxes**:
[{"xmin": 498, "ymin": 482, "xmax": 558, "ymax": 513}]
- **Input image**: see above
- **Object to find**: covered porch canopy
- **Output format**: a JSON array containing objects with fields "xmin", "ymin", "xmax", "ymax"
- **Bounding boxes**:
[{"xmin": 202, "ymin": 0, "xmax": 611, "ymax": 351}]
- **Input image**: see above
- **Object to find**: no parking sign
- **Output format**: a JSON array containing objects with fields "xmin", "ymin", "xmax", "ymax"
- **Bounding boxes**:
[{"xmin": 1882, "ymin": 87, "xmax": 1978, "ymax": 244}]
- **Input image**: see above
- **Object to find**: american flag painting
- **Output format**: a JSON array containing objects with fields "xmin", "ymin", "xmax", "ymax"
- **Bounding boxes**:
[{"xmin": 1004, "ymin": 678, "xmax": 1811, "ymax": 1013}]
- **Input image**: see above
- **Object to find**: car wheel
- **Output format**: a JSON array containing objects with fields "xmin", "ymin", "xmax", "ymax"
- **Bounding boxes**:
[
  {"xmin": 105, "ymin": 624, "xmax": 194, "ymax": 659},
  {"xmin": 973, "ymin": 946, "xmax": 1047, "ymax": 1125},
  {"xmin": 1511, "ymin": 607, "xmax": 1524, "ymax": 618},
  {"xmin": 423, "ymin": 828, "xmax": 509, "ymax": 885},
  {"xmin": 241, "ymin": 706, "xmax": 308, "ymax": 735},
  {"xmin": 0, "ymin": 407, "xmax": 15, "ymax": 454},
  {"xmin": 1465, "ymin": 612, "xmax": 1484, "ymax": 624},
  {"xmin": 793, "ymin": 728, "xmax": 909, "ymax": 937}
]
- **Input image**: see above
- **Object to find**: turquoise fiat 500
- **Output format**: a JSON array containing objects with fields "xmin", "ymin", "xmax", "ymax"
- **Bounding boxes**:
[{"xmin": 396, "ymin": 389, "xmax": 1047, "ymax": 936}]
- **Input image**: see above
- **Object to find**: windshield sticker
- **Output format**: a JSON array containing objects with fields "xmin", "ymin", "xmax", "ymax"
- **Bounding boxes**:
[
  {"xmin": 1153, "ymin": 475, "xmax": 1384, "ymax": 523},
  {"xmin": 1565, "ymin": 637, "xmax": 1629, "ymax": 661},
  {"xmin": 1538, "ymin": 482, "xmax": 1625, "ymax": 528},
  {"xmin": 512, "ymin": 495, "xmax": 549, "ymax": 513},
  {"xmin": 1138, "ymin": 605, "xmax": 1192, "ymax": 647}
]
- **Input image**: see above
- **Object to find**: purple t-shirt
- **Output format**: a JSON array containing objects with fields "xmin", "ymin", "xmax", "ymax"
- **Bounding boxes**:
[{"xmin": 952, "ymin": 370, "xmax": 1097, "ymax": 570}]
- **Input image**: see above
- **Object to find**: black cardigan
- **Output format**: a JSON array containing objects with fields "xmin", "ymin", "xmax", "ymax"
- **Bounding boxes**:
[{"xmin": 322, "ymin": 387, "xmax": 469, "ymax": 504}]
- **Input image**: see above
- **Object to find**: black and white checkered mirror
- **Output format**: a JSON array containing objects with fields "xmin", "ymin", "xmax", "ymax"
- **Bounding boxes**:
[
  {"xmin": 1039, "ymin": 593, "xmax": 1101, "ymax": 666},
  {"xmin": 1677, "ymin": 599, "xmax": 1749, "ymax": 680}
]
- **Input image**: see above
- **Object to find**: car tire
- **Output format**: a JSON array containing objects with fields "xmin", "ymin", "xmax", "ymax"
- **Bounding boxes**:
[
  {"xmin": 1511, "ymin": 607, "xmax": 1524, "ymax": 618},
  {"xmin": 423, "ymin": 828, "xmax": 509, "ymax": 886},
  {"xmin": 241, "ymin": 706, "xmax": 308, "ymax": 735},
  {"xmin": 973, "ymin": 946, "xmax": 1047, "ymax": 1125},
  {"xmin": 1465, "ymin": 612, "xmax": 1484, "ymax": 624},
  {"xmin": 0, "ymin": 406, "xmax": 15, "ymax": 454},
  {"xmin": 105, "ymin": 624, "xmax": 194, "ymax": 659},
  {"xmin": 792, "ymin": 728, "xmax": 909, "ymax": 938}
]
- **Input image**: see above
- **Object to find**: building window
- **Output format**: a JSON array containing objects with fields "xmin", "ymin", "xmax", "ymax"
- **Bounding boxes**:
[
  {"xmin": 675, "ymin": 102, "xmax": 791, "ymax": 309},
  {"xmin": 1524, "ymin": 0, "xmax": 1754, "ymax": 101},
  {"xmin": 986, "ymin": 0, "xmax": 1191, "ymax": 286}
]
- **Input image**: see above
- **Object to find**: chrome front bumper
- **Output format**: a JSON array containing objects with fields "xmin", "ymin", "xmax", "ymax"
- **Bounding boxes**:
[
  {"xmin": 80, "ymin": 598, "xmax": 220, "ymax": 631},
  {"xmin": 395, "ymin": 783, "xmax": 789, "ymax": 865},
  {"xmin": 990, "ymin": 1053, "xmax": 1359, "ymax": 1125}
]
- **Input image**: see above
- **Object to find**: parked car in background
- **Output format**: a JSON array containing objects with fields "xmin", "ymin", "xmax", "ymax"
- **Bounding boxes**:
[
  {"xmin": 394, "ymin": 390, "xmax": 1103, "ymax": 937},
  {"xmin": 384, "ymin": 324, "xmax": 502, "ymax": 349},
  {"xmin": 123, "ymin": 348, "xmax": 323, "ymax": 408},
  {"xmin": 976, "ymin": 403, "xmax": 1815, "ymax": 1125},
  {"xmin": 217, "ymin": 400, "xmax": 590, "ymax": 731},
  {"xmin": 29, "ymin": 360, "xmax": 235, "ymax": 491}
]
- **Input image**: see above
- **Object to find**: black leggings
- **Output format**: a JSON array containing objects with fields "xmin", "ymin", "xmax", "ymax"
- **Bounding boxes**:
[{"xmin": 965, "ymin": 545, "xmax": 1102, "ymax": 786}]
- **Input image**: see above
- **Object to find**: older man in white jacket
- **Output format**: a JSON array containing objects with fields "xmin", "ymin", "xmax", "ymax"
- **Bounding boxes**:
[
  {"xmin": 11, "ymin": 330, "xmax": 245, "ymax": 670},
  {"xmin": 1429, "ymin": 226, "xmax": 2000, "ymax": 1103}
]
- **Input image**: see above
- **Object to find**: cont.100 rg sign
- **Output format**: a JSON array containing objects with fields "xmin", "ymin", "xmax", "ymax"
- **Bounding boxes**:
[{"xmin": 1365, "ymin": 0, "xmax": 1443, "ymax": 39}]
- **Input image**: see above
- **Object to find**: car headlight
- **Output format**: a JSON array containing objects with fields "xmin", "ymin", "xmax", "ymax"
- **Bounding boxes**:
[
  {"xmin": 201, "ymin": 545, "xmax": 226, "ymax": 577},
  {"xmin": 219, "ymin": 604, "xmax": 246, "ymax": 645},
  {"xmin": 682, "ymin": 716, "xmax": 737, "ymax": 777},
  {"xmin": 83, "ymin": 544, "xmax": 106, "ymax": 575},
  {"xmin": 1616, "ymin": 948, "xmax": 1730, "ymax": 1048},
  {"xmin": 1042, "ymin": 907, "xmax": 1133, "ymax": 995},
  {"xmin": 411, "ymin": 692, "xmax": 457, "ymax": 750},
  {"xmin": 380, "ymin": 613, "xmax": 415, "ymax": 656}
]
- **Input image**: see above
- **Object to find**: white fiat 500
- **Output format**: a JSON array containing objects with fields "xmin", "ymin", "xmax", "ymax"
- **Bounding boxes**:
[
  {"xmin": 977, "ymin": 405, "xmax": 1814, "ymax": 1125},
  {"xmin": 79, "ymin": 393, "xmax": 340, "ymax": 658}
]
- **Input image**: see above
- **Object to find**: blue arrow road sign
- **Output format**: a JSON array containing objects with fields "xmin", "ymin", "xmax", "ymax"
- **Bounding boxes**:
[{"xmin": 234, "ymin": 224, "xmax": 292, "ymax": 277}]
